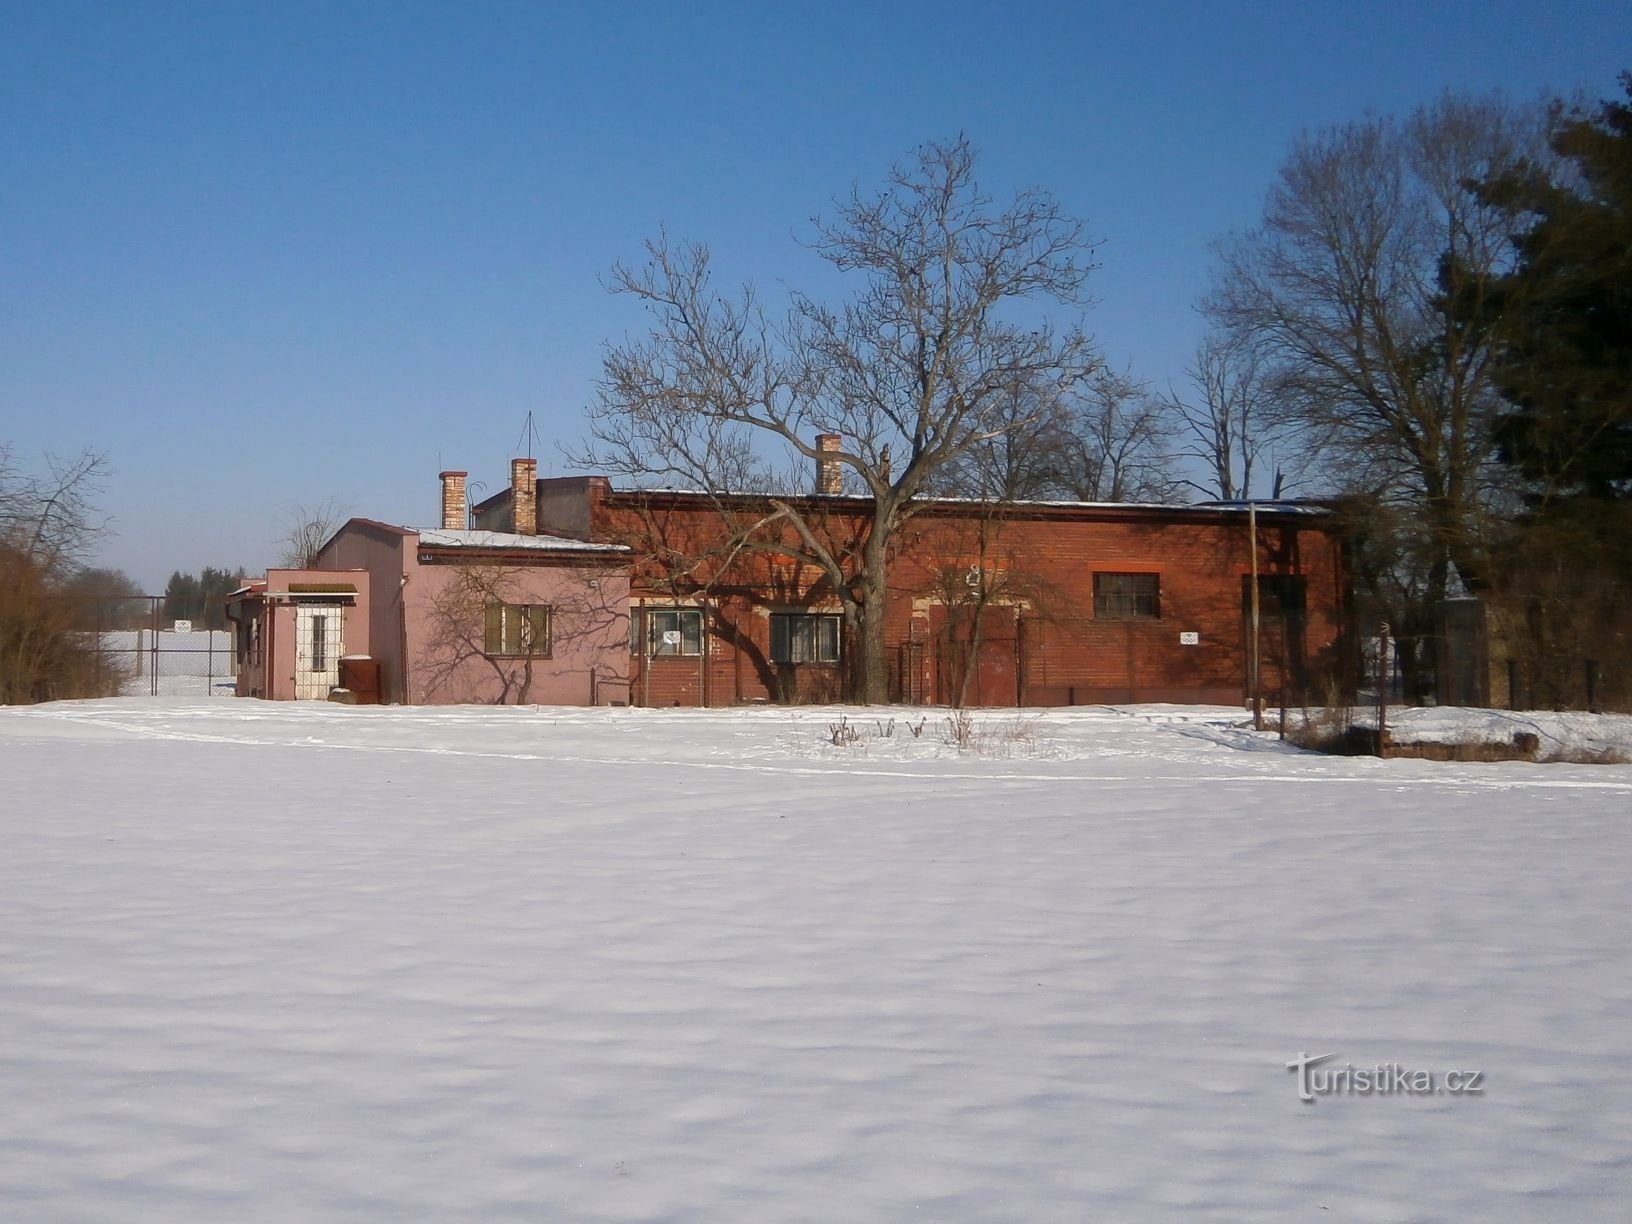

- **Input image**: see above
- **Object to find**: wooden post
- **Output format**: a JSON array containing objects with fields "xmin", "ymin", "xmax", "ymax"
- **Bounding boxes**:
[{"xmin": 1249, "ymin": 502, "xmax": 1262, "ymax": 730}]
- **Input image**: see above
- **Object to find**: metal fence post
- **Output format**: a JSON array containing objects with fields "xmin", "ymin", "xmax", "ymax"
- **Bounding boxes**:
[{"xmin": 1377, "ymin": 621, "xmax": 1390, "ymax": 759}]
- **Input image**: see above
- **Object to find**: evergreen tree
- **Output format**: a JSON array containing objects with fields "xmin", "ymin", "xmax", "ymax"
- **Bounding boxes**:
[
  {"xmin": 1467, "ymin": 74, "xmax": 1632, "ymax": 503},
  {"xmin": 162, "ymin": 568, "xmax": 241, "ymax": 629},
  {"xmin": 162, "ymin": 570, "xmax": 200, "ymax": 624}
]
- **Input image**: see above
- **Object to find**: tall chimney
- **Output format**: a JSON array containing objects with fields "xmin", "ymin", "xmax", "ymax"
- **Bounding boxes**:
[
  {"xmin": 511, "ymin": 457, "xmax": 538, "ymax": 535},
  {"xmin": 814, "ymin": 433, "xmax": 843, "ymax": 495},
  {"xmin": 439, "ymin": 471, "xmax": 468, "ymax": 531}
]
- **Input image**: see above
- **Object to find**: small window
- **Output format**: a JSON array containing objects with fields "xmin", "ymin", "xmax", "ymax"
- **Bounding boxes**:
[
  {"xmin": 485, "ymin": 603, "xmax": 552, "ymax": 657},
  {"xmin": 310, "ymin": 614, "xmax": 328, "ymax": 671},
  {"xmin": 771, "ymin": 613, "xmax": 842, "ymax": 664},
  {"xmin": 1094, "ymin": 572, "xmax": 1160, "ymax": 620},
  {"xmin": 636, "ymin": 608, "xmax": 704, "ymax": 657}
]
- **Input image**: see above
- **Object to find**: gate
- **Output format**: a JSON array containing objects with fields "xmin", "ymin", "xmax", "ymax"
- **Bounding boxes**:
[{"xmin": 61, "ymin": 595, "xmax": 240, "ymax": 697}]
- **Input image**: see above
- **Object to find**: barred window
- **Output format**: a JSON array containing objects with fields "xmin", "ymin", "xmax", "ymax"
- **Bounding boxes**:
[
  {"xmin": 1094, "ymin": 572, "xmax": 1160, "ymax": 620},
  {"xmin": 485, "ymin": 603, "xmax": 552, "ymax": 657},
  {"xmin": 634, "ymin": 608, "xmax": 703, "ymax": 657},
  {"xmin": 771, "ymin": 613, "xmax": 841, "ymax": 664}
]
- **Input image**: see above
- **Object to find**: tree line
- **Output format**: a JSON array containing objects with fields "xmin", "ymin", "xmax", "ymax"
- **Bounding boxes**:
[{"xmin": 580, "ymin": 74, "xmax": 1631, "ymax": 708}]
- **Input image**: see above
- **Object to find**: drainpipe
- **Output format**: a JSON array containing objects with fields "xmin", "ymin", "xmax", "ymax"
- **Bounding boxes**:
[{"xmin": 397, "ymin": 572, "xmax": 411, "ymax": 704}]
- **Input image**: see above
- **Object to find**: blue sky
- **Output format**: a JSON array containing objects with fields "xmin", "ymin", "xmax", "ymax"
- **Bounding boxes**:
[{"xmin": 2, "ymin": 1, "xmax": 1626, "ymax": 588}]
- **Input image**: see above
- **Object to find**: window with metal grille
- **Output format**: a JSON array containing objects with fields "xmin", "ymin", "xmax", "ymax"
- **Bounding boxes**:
[
  {"xmin": 310, "ymin": 614, "xmax": 329, "ymax": 671},
  {"xmin": 635, "ymin": 608, "xmax": 703, "ymax": 657},
  {"xmin": 770, "ymin": 613, "xmax": 841, "ymax": 663},
  {"xmin": 1093, "ymin": 572, "xmax": 1161, "ymax": 620},
  {"xmin": 484, "ymin": 603, "xmax": 552, "ymax": 657}
]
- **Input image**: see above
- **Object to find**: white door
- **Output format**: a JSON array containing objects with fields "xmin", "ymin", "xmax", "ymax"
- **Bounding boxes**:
[{"xmin": 294, "ymin": 604, "xmax": 343, "ymax": 700}]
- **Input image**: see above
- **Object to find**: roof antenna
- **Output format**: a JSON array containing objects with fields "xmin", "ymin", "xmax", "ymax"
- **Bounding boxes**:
[{"xmin": 514, "ymin": 411, "xmax": 541, "ymax": 460}]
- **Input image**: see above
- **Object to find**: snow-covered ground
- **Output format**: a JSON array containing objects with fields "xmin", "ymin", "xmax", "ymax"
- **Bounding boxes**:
[
  {"xmin": 2, "ymin": 699, "xmax": 1628, "ymax": 1222},
  {"xmin": 1369, "ymin": 704, "xmax": 1632, "ymax": 758}
]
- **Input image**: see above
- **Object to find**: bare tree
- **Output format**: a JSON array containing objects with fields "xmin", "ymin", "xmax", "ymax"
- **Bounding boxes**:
[
  {"xmin": 943, "ymin": 367, "xmax": 1173, "ymax": 502},
  {"xmin": 936, "ymin": 381, "xmax": 1071, "ymax": 500},
  {"xmin": 278, "ymin": 498, "xmax": 347, "ymax": 568},
  {"xmin": 1206, "ymin": 94, "xmax": 1544, "ymax": 693},
  {"xmin": 1, "ymin": 444, "xmax": 124, "ymax": 702},
  {"xmin": 577, "ymin": 136, "xmax": 1099, "ymax": 701},
  {"xmin": 1164, "ymin": 335, "xmax": 1286, "ymax": 501},
  {"xmin": 1043, "ymin": 368, "xmax": 1176, "ymax": 501},
  {"xmin": 417, "ymin": 563, "xmax": 625, "ymax": 705},
  {"xmin": 0, "ymin": 444, "xmax": 111, "ymax": 571}
]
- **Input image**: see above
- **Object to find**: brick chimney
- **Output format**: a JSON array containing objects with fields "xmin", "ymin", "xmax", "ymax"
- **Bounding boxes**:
[
  {"xmin": 439, "ymin": 471, "xmax": 467, "ymax": 531},
  {"xmin": 511, "ymin": 457, "xmax": 538, "ymax": 535},
  {"xmin": 814, "ymin": 433, "xmax": 843, "ymax": 495}
]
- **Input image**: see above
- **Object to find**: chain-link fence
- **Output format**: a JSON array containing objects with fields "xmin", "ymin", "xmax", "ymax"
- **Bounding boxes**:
[{"xmin": 59, "ymin": 595, "xmax": 238, "ymax": 698}]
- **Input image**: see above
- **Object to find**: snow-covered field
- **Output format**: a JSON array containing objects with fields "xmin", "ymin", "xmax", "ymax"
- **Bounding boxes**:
[{"xmin": 2, "ymin": 699, "xmax": 1629, "ymax": 1222}]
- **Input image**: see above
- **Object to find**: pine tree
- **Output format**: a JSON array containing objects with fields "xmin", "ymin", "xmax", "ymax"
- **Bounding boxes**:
[{"xmin": 1469, "ymin": 74, "xmax": 1632, "ymax": 503}]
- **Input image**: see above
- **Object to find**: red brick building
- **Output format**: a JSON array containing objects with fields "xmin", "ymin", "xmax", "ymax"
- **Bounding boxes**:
[{"xmin": 467, "ymin": 455, "xmax": 1351, "ymax": 709}]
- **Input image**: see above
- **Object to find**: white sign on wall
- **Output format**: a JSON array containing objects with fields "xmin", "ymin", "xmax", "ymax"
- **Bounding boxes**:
[
  {"xmin": 662, "ymin": 630, "xmax": 681, "ymax": 646},
  {"xmin": 1179, "ymin": 631, "xmax": 1199, "ymax": 646},
  {"xmin": 173, "ymin": 620, "xmax": 193, "ymax": 634}
]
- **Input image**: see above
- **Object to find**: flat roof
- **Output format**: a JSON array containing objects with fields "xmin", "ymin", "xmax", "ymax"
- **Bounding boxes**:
[{"xmin": 415, "ymin": 528, "xmax": 630, "ymax": 553}]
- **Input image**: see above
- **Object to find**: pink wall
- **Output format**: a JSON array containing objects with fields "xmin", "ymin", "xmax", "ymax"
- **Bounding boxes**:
[
  {"xmin": 402, "ymin": 557, "xmax": 630, "ymax": 705},
  {"xmin": 240, "ymin": 568, "xmax": 373, "ymax": 701},
  {"xmin": 318, "ymin": 522, "xmax": 413, "ymax": 703},
  {"xmin": 313, "ymin": 520, "xmax": 632, "ymax": 705}
]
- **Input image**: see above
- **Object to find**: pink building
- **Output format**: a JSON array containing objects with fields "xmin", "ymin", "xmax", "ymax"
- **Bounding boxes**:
[{"xmin": 227, "ymin": 462, "xmax": 632, "ymax": 705}]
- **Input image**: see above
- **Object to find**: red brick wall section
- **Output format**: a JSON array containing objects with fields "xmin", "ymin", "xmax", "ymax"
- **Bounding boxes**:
[{"xmin": 596, "ymin": 493, "xmax": 1348, "ymax": 707}]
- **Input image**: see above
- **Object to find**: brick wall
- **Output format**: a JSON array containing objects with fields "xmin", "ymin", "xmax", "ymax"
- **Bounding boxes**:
[{"xmin": 585, "ymin": 489, "xmax": 1348, "ymax": 708}]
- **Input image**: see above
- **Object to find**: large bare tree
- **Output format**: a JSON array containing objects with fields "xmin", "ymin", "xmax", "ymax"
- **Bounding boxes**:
[
  {"xmin": 578, "ymin": 136, "xmax": 1099, "ymax": 702},
  {"xmin": 1205, "ymin": 94, "xmax": 1543, "ymax": 691}
]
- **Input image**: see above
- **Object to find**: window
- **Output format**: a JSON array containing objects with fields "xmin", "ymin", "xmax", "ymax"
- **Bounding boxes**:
[
  {"xmin": 771, "ymin": 613, "xmax": 842, "ymax": 664},
  {"xmin": 485, "ymin": 603, "xmax": 551, "ymax": 657},
  {"xmin": 310, "ymin": 614, "xmax": 329, "ymax": 671},
  {"xmin": 635, "ymin": 608, "xmax": 703, "ymax": 657},
  {"xmin": 1094, "ymin": 572, "xmax": 1160, "ymax": 620}
]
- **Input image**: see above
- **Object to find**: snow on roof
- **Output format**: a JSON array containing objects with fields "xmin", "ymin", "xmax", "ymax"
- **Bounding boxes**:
[
  {"xmin": 615, "ymin": 487, "xmax": 1331, "ymax": 515},
  {"xmin": 414, "ymin": 528, "xmax": 629, "ymax": 553}
]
